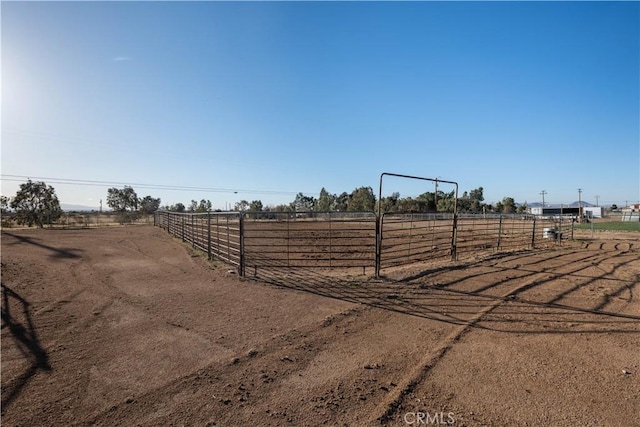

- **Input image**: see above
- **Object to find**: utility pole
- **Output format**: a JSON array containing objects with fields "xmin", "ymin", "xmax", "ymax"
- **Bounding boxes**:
[
  {"xmin": 578, "ymin": 188, "xmax": 583, "ymax": 222},
  {"xmin": 434, "ymin": 178, "xmax": 439, "ymax": 210}
]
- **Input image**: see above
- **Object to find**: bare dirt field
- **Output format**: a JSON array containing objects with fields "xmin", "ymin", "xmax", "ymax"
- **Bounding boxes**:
[{"xmin": 2, "ymin": 226, "xmax": 639, "ymax": 426}]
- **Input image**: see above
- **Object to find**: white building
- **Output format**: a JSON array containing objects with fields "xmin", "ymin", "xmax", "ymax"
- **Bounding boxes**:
[{"xmin": 583, "ymin": 206, "xmax": 603, "ymax": 218}]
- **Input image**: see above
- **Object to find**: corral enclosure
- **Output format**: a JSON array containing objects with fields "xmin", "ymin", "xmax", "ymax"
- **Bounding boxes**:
[{"xmin": 154, "ymin": 211, "xmax": 567, "ymax": 276}]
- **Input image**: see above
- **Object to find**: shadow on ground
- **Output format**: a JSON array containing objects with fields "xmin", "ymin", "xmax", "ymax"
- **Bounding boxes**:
[
  {"xmin": 3, "ymin": 232, "xmax": 84, "ymax": 260},
  {"xmin": 246, "ymin": 248, "xmax": 640, "ymax": 335},
  {"xmin": 1, "ymin": 283, "xmax": 52, "ymax": 411}
]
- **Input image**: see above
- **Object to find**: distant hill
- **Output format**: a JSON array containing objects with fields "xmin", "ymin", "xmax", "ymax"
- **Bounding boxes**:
[
  {"xmin": 61, "ymin": 203, "xmax": 104, "ymax": 212},
  {"xmin": 567, "ymin": 201, "xmax": 595, "ymax": 207}
]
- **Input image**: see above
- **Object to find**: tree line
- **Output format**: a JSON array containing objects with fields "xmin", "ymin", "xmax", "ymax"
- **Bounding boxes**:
[
  {"xmin": 219, "ymin": 186, "xmax": 526, "ymax": 214},
  {"xmin": 1, "ymin": 180, "xmax": 528, "ymax": 228}
]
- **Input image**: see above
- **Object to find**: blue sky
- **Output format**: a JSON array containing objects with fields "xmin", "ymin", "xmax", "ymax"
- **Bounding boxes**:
[{"xmin": 2, "ymin": 1, "xmax": 639, "ymax": 209}]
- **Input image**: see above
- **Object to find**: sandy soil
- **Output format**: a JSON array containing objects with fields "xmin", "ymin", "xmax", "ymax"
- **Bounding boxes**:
[{"xmin": 2, "ymin": 226, "xmax": 638, "ymax": 426}]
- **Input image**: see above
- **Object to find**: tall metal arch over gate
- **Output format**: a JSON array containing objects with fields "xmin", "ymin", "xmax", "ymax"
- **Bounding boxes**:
[{"xmin": 375, "ymin": 172, "xmax": 459, "ymax": 277}]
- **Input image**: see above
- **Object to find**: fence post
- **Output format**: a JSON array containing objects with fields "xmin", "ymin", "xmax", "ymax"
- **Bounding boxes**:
[
  {"xmin": 558, "ymin": 213, "xmax": 563, "ymax": 246},
  {"xmin": 408, "ymin": 213, "xmax": 414, "ymax": 258},
  {"xmin": 375, "ymin": 214, "xmax": 381, "ymax": 278},
  {"xmin": 328, "ymin": 211, "xmax": 332, "ymax": 268},
  {"xmin": 207, "ymin": 212, "xmax": 212, "ymax": 260},
  {"xmin": 216, "ymin": 215, "xmax": 220, "ymax": 257},
  {"xmin": 182, "ymin": 216, "xmax": 185, "ymax": 242},
  {"xmin": 226, "ymin": 215, "xmax": 230, "ymax": 262},
  {"xmin": 450, "ymin": 214, "xmax": 458, "ymax": 261},
  {"xmin": 531, "ymin": 216, "xmax": 537, "ymax": 249},
  {"xmin": 287, "ymin": 213, "xmax": 290, "ymax": 267},
  {"xmin": 497, "ymin": 214, "xmax": 503, "ymax": 250},
  {"xmin": 191, "ymin": 214, "xmax": 195, "ymax": 248},
  {"xmin": 239, "ymin": 214, "xmax": 245, "ymax": 276}
]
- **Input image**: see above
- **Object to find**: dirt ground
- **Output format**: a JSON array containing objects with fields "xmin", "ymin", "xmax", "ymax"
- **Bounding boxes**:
[{"xmin": 1, "ymin": 226, "xmax": 638, "ymax": 426}]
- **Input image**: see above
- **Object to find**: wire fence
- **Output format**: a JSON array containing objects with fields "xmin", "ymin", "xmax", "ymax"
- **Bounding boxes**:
[{"xmin": 154, "ymin": 211, "xmax": 574, "ymax": 277}]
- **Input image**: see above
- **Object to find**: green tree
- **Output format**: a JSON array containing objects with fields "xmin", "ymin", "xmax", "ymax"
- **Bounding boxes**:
[
  {"xmin": 271, "ymin": 204, "xmax": 292, "ymax": 212},
  {"xmin": 517, "ymin": 202, "xmax": 528, "ymax": 214},
  {"xmin": 11, "ymin": 180, "xmax": 62, "ymax": 227},
  {"xmin": 170, "ymin": 203, "xmax": 186, "ymax": 213},
  {"xmin": 249, "ymin": 200, "xmax": 263, "ymax": 212},
  {"xmin": 468, "ymin": 187, "xmax": 485, "ymax": 212},
  {"xmin": 502, "ymin": 197, "xmax": 516, "ymax": 213},
  {"xmin": 139, "ymin": 196, "xmax": 161, "ymax": 214},
  {"xmin": 334, "ymin": 192, "xmax": 349, "ymax": 211},
  {"xmin": 316, "ymin": 188, "xmax": 335, "ymax": 211},
  {"xmin": 291, "ymin": 193, "xmax": 316, "ymax": 212},
  {"xmin": 348, "ymin": 186, "xmax": 376, "ymax": 211},
  {"xmin": 107, "ymin": 186, "xmax": 139, "ymax": 222},
  {"xmin": 396, "ymin": 197, "xmax": 419, "ymax": 212},
  {"xmin": 1, "ymin": 195, "xmax": 12, "ymax": 227},
  {"xmin": 196, "ymin": 199, "xmax": 212, "ymax": 212},
  {"xmin": 378, "ymin": 192, "xmax": 400, "ymax": 213},
  {"xmin": 457, "ymin": 191, "xmax": 471, "ymax": 212},
  {"xmin": 234, "ymin": 200, "xmax": 250, "ymax": 212},
  {"xmin": 436, "ymin": 191, "xmax": 456, "ymax": 213},
  {"xmin": 416, "ymin": 191, "xmax": 436, "ymax": 212},
  {"xmin": 1, "ymin": 195, "xmax": 11, "ymax": 215}
]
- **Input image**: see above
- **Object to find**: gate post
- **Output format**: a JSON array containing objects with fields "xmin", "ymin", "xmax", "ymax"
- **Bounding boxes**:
[
  {"xmin": 450, "ymin": 213, "xmax": 458, "ymax": 261},
  {"xmin": 207, "ymin": 212, "xmax": 212, "ymax": 260},
  {"xmin": 531, "ymin": 216, "xmax": 536, "ymax": 249},
  {"xmin": 238, "ymin": 214, "xmax": 245, "ymax": 277},
  {"xmin": 375, "ymin": 214, "xmax": 381, "ymax": 278},
  {"xmin": 497, "ymin": 214, "xmax": 503, "ymax": 250}
]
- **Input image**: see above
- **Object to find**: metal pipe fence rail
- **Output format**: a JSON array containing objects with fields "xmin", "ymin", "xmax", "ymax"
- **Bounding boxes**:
[
  {"xmin": 243, "ymin": 211, "xmax": 377, "ymax": 275},
  {"xmin": 156, "ymin": 211, "xmax": 242, "ymax": 272},
  {"xmin": 455, "ymin": 214, "xmax": 537, "ymax": 257},
  {"xmin": 379, "ymin": 213, "xmax": 455, "ymax": 269},
  {"xmin": 155, "ymin": 211, "xmax": 572, "ymax": 278}
]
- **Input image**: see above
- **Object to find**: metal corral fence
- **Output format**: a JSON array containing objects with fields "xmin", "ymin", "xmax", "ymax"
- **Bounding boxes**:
[
  {"xmin": 379, "ymin": 213, "xmax": 455, "ymax": 269},
  {"xmin": 456, "ymin": 214, "xmax": 568, "ymax": 258},
  {"xmin": 155, "ymin": 211, "xmax": 571, "ymax": 277},
  {"xmin": 243, "ymin": 211, "xmax": 377, "ymax": 275},
  {"xmin": 155, "ymin": 211, "xmax": 243, "ymax": 271}
]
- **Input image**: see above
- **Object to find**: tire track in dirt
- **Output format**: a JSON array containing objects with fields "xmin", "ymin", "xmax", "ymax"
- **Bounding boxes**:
[
  {"xmin": 369, "ymin": 271, "xmax": 557, "ymax": 425},
  {"xmin": 85, "ymin": 305, "xmax": 373, "ymax": 426},
  {"xmin": 370, "ymin": 244, "xmax": 640, "ymax": 424}
]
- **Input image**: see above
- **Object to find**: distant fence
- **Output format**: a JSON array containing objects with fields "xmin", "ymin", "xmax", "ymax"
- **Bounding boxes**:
[
  {"xmin": 155, "ymin": 211, "xmax": 570, "ymax": 277},
  {"xmin": 1, "ymin": 212, "xmax": 154, "ymax": 229}
]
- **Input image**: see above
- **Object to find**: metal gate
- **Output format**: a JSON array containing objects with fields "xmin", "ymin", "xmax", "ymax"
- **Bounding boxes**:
[
  {"xmin": 242, "ymin": 211, "xmax": 377, "ymax": 275},
  {"xmin": 378, "ymin": 213, "xmax": 456, "ymax": 270}
]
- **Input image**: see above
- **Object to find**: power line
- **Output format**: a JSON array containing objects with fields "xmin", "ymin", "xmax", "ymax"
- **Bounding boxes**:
[{"xmin": 0, "ymin": 174, "xmax": 304, "ymax": 196}]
